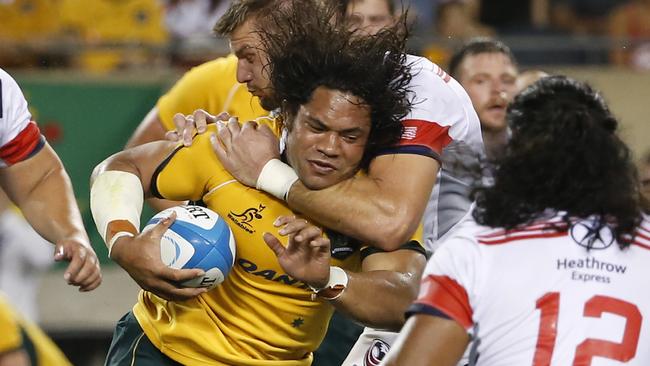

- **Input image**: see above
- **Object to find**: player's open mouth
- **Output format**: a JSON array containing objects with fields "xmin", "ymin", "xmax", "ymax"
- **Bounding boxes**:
[{"xmin": 308, "ymin": 160, "xmax": 336, "ymax": 174}]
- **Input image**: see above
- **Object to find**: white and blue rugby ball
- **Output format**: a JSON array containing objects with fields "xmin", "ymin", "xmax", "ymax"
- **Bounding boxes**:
[{"xmin": 145, "ymin": 205, "xmax": 236, "ymax": 289}]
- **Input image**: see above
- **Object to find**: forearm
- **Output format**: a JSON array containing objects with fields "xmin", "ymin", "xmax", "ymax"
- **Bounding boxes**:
[
  {"xmin": 289, "ymin": 177, "xmax": 412, "ymax": 250},
  {"xmin": 287, "ymin": 154, "xmax": 438, "ymax": 250},
  {"xmin": 0, "ymin": 145, "xmax": 88, "ymax": 245},
  {"xmin": 90, "ymin": 142, "xmax": 174, "ymax": 247},
  {"xmin": 18, "ymin": 163, "xmax": 89, "ymax": 244},
  {"xmin": 329, "ymin": 269, "xmax": 420, "ymax": 331}
]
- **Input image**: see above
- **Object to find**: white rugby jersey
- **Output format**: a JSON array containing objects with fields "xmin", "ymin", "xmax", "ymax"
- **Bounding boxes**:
[
  {"xmin": 0, "ymin": 68, "xmax": 45, "ymax": 167},
  {"xmin": 374, "ymin": 55, "xmax": 484, "ymax": 251},
  {"xmin": 410, "ymin": 213, "xmax": 650, "ymax": 366},
  {"xmin": 377, "ymin": 54, "xmax": 483, "ymax": 161},
  {"xmin": 343, "ymin": 57, "xmax": 482, "ymax": 366}
]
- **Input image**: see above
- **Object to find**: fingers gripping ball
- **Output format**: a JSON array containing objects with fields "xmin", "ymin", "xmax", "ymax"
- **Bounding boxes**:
[{"xmin": 145, "ymin": 205, "xmax": 236, "ymax": 289}]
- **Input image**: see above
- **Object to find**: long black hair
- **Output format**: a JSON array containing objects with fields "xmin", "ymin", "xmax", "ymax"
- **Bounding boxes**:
[
  {"xmin": 472, "ymin": 76, "xmax": 641, "ymax": 247},
  {"xmin": 255, "ymin": 0, "xmax": 413, "ymax": 169}
]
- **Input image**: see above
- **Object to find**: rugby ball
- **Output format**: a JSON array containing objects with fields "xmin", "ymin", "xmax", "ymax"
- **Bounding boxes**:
[{"xmin": 144, "ymin": 205, "xmax": 236, "ymax": 289}]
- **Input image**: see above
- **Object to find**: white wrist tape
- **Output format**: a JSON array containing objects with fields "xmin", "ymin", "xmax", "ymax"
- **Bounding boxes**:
[
  {"xmin": 256, "ymin": 159, "xmax": 299, "ymax": 201},
  {"xmin": 90, "ymin": 170, "xmax": 143, "ymax": 253},
  {"xmin": 309, "ymin": 266, "xmax": 349, "ymax": 301},
  {"xmin": 107, "ymin": 232, "xmax": 135, "ymax": 258}
]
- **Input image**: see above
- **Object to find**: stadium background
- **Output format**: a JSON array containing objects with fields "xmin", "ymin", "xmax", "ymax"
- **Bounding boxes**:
[{"xmin": 1, "ymin": 0, "xmax": 649, "ymax": 364}]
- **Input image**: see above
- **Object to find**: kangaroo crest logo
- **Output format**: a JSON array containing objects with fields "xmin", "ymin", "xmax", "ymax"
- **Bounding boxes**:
[{"xmin": 228, "ymin": 204, "xmax": 266, "ymax": 234}]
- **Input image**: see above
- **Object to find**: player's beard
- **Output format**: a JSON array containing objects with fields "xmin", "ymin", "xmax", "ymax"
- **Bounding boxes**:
[{"xmin": 259, "ymin": 91, "xmax": 281, "ymax": 111}]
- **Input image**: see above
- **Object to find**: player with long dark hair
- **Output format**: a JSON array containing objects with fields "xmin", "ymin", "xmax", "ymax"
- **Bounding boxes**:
[
  {"xmin": 384, "ymin": 76, "xmax": 648, "ymax": 366},
  {"xmin": 91, "ymin": 2, "xmax": 426, "ymax": 365}
]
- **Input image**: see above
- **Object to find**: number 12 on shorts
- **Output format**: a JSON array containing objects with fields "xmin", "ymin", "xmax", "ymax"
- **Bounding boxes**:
[{"xmin": 533, "ymin": 292, "xmax": 642, "ymax": 366}]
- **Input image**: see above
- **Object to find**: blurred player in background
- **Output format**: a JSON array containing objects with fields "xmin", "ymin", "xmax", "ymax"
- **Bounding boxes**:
[
  {"xmin": 448, "ymin": 38, "xmax": 519, "ymax": 160},
  {"xmin": 0, "ymin": 292, "xmax": 72, "ymax": 366},
  {"xmin": 384, "ymin": 76, "xmax": 648, "ymax": 366},
  {"xmin": 91, "ymin": 4, "xmax": 426, "ymax": 364},
  {"xmin": 0, "ymin": 68, "xmax": 101, "ymax": 292},
  {"xmin": 416, "ymin": 38, "xmax": 520, "ymax": 260}
]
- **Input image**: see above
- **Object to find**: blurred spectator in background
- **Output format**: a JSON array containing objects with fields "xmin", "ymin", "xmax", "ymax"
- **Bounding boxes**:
[
  {"xmin": 422, "ymin": 0, "xmax": 493, "ymax": 67},
  {"xmin": 341, "ymin": 0, "xmax": 396, "ymax": 36},
  {"xmin": 449, "ymin": 38, "xmax": 518, "ymax": 159},
  {"xmin": 416, "ymin": 38, "xmax": 517, "ymax": 260},
  {"xmin": 640, "ymin": 150, "xmax": 650, "ymax": 204},
  {"xmin": 608, "ymin": 0, "xmax": 650, "ymax": 70},
  {"xmin": 162, "ymin": 0, "xmax": 229, "ymax": 65},
  {"xmin": 551, "ymin": 0, "xmax": 622, "ymax": 35},
  {"xmin": 59, "ymin": 0, "xmax": 168, "ymax": 73},
  {"xmin": 408, "ymin": 0, "xmax": 435, "ymax": 35},
  {"xmin": 0, "ymin": 292, "xmax": 72, "ymax": 366},
  {"xmin": 479, "ymin": 0, "xmax": 547, "ymax": 34},
  {"xmin": 437, "ymin": 0, "xmax": 493, "ymax": 40},
  {"xmin": 0, "ymin": 189, "xmax": 53, "ymax": 323},
  {"xmin": 0, "ymin": 0, "xmax": 65, "ymax": 68},
  {"xmin": 162, "ymin": 0, "xmax": 228, "ymax": 40}
]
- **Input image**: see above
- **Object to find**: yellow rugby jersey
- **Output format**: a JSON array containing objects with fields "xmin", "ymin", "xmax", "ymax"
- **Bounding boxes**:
[
  {"xmin": 157, "ymin": 54, "xmax": 267, "ymax": 131},
  {"xmin": 0, "ymin": 294, "xmax": 72, "ymax": 366},
  {"xmin": 134, "ymin": 120, "xmax": 362, "ymax": 366}
]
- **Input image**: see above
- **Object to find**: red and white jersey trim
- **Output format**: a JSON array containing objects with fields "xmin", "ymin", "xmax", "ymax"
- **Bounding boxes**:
[
  {"xmin": 376, "ymin": 55, "xmax": 483, "ymax": 160},
  {"xmin": 410, "ymin": 213, "xmax": 650, "ymax": 365},
  {"xmin": 413, "ymin": 274, "xmax": 473, "ymax": 329},
  {"xmin": 0, "ymin": 68, "xmax": 44, "ymax": 167}
]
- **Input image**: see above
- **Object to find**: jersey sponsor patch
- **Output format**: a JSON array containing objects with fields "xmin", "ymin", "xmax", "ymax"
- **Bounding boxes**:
[{"xmin": 0, "ymin": 122, "xmax": 44, "ymax": 165}]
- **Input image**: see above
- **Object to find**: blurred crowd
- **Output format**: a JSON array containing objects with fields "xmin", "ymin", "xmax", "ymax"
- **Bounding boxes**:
[{"xmin": 1, "ymin": 0, "xmax": 650, "ymax": 72}]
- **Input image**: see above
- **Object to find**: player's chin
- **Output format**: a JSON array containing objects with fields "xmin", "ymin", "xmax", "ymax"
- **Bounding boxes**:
[
  {"xmin": 480, "ymin": 114, "xmax": 507, "ymax": 132},
  {"xmin": 301, "ymin": 175, "xmax": 339, "ymax": 191}
]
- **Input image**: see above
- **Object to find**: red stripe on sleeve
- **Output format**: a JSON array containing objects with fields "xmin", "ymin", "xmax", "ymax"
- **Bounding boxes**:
[
  {"xmin": 415, "ymin": 274, "xmax": 473, "ymax": 329},
  {"xmin": 0, "ymin": 122, "xmax": 42, "ymax": 165},
  {"xmin": 399, "ymin": 119, "xmax": 452, "ymax": 156}
]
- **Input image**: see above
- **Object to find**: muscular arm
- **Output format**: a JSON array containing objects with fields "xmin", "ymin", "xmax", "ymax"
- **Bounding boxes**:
[
  {"xmin": 91, "ymin": 141, "xmax": 207, "ymax": 300},
  {"xmin": 92, "ymin": 140, "xmax": 177, "ymax": 207},
  {"xmin": 288, "ymin": 154, "xmax": 439, "ymax": 251},
  {"xmin": 0, "ymin": 143, "xmax": 87, "ymax": 246},
  {"xmin": 0, "ymin": 349, "xmax": 30, "ymax": 366},
  {"xmin": 330, "ymin": 249, "xmax": 426, "ymax": 331},
  {"xmin": 382, "ymin": 314, "xmax": 469, "ymax": 366},
  {"xmin": 0, "ymin": 143, "xmax": 101, "ymax": 291}
]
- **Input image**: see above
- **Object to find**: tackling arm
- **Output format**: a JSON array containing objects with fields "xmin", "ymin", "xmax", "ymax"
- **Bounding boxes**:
[{"xmin": 288, "ymin": 154, "xmax": 439, "ymax": 251}]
